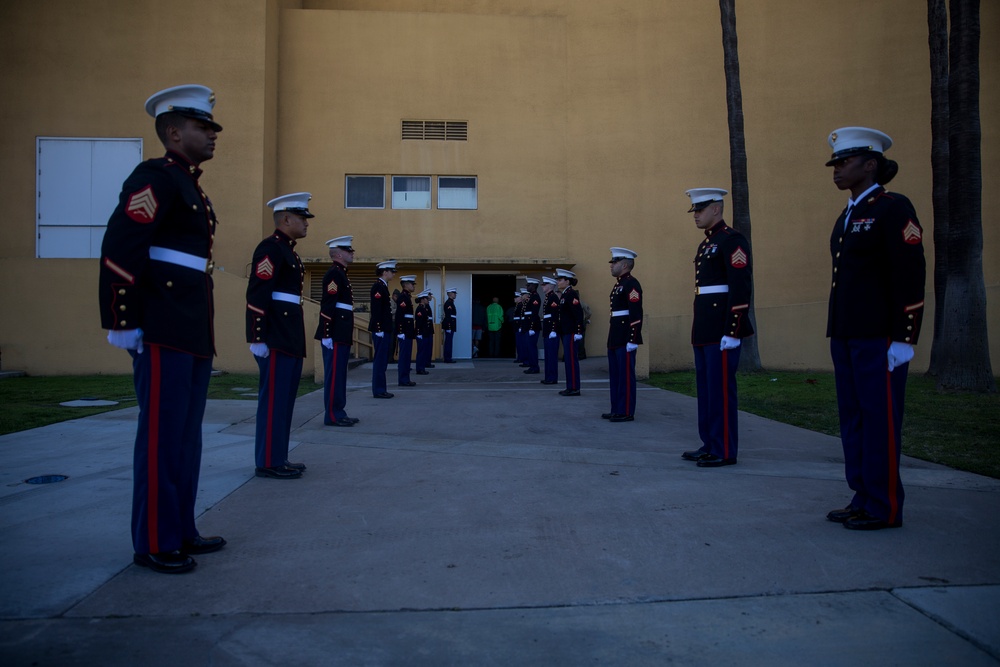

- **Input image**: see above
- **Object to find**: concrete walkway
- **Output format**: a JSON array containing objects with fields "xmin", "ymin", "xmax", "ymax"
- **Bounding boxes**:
[{"xmin": 1, "ymin": 358, "xmax": 998, "ymax": 665}]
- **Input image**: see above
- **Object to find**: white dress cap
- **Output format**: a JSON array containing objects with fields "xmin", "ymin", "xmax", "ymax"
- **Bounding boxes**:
[
  {"xmin": 525, "ymin": 277, "xmax": 540, "ymax": 285},
  {"xmin": 826, "ymin": 126, "xmax": 893, "ymax": 166},
  {"xmin": 416, "ymin": 291, "xmax": 428, "ymax": 299},
  {"xmin": 555, "ymin": 268, "xmax": 576, "ymax": 279},
  {"xmin": 609, "ymin": 247, "xmax": 638, "ymax": 261},
  {"xmin": 685, "ymin": 188, "xmax": 728, "ymax": 212},
  {"xmin": 520, "ymin": 288, "xmax": 529, "ymax": 295},
  {"xmin": 446, "ymin": 287, "xmax": 458, "ymax": 294},
  {"xmin": 542, "ymin": 276, "xmax": 557, "ymax": 285},
  {"xmin": 144, "ymin": 84, "xmax": 221, "ymax": 131},
  {"xmin": 399, "ymin": 275, "xmax": 417, "ymax": 283},
  {"xmin": 377, "ymin": 260, "xmax": 397, "ymax": 270},
  {"xmin": 267, "ymin": 192, "xmax": 314, "ymax": 218},
  {"xmin": 325, "ymin": 235, "xmax": 354, "ymax": 249},
  {"xmin": 514, "ymin": 291, "xmax": 521, "ymax": 297}
]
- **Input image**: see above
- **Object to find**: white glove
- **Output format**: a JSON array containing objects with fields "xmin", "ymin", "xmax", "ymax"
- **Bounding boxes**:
[
  {"xmin": 397, "ymin": 334, "xmax": 405, "ymax": 340},
  {"xmin": 529, "ymin": 330, "xmax": 537, "ymax": 336},
  {"xmin": 549, "ymin": 332, "xmax": 557, "ymax": 339},
  {"xmin": 322, "ymin": 338, "xmax": 333, "ymax": 350},
  {"xmin": 720, "ymin": 336, "xmax": 741, "ymax": 350},
  {"xmin": 574, "ymin": 334, "xmax": 583, "ymax": 341},
  {"xmin": 375, "ymin": 332, "xmax": 384, "ymax": 338},
  {"xmin": 250, "ymin": 342, "xmax": 270, "ymax": 358},
  {"xmin": 417, "ymin": 335, "xmax": 423, "ymax": 340},
  {"xmin": 107, "ymin": 328, "xmax": 143, "ymax": 354},
  {"xmin": 626, "ymin": 343, "xmax": 638, "ymax": 352},
  {"xmin": 887, "ymin": 342, "xmax": 914, "ymax": 371}
]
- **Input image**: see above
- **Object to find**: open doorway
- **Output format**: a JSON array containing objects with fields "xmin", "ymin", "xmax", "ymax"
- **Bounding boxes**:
[{"xmin": 472, "ymin": 274, "xmax": 516, "ymax": 358}]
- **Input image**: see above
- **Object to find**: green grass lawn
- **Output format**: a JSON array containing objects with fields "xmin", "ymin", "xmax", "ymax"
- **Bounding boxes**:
[
  {"xmin": 645, "ymin": 370, "xmax": 1000, "ymax": 479},
  {"xmin": 0, "ymin": 373, "xmax": 320, "ymax": 436}
]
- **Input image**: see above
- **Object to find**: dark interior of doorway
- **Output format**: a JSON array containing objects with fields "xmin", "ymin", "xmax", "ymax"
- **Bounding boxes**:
[{"xmin": 472, "ymin": 274, "xmax": 516, "ymax": 358}]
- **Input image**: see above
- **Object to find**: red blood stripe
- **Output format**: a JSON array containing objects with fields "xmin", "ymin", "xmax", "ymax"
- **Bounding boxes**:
[
  {"xmin": 147, "ymin": 345, "xmax": 161, "ymax": 554},
  {"xmin": 266, "ymin": 354, "xmax": 276, "ymax": 466},
  {"xmin": 328, "ymin": 345, "xmax": 338, "ymax": 418},
  {"xmin": 886, "ymin": 361, "xmax": 899, "ymax": 523},
  {"xmin": 721, "ymin": 349, "xmax": 730, "ymax": 458}
]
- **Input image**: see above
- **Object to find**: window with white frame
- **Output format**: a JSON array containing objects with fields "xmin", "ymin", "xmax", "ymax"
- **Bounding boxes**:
[
  {"xmin": 437, "ymin": 176, "xmax": 478, "ymax": 210},
  {"xmin": 345, "ymin": 175, "xmax": 385, "ymax": 209},
  {"xmin": 36, "ymin": 137, "xmax": 142, "ymax": 259},
  {"xmin": 391, "ymin": 175, "xmax": 431, "ymax": 210}
]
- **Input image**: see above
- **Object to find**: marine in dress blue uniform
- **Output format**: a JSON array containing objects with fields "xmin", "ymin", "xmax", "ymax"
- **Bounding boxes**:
[
  {"xmin": 823, "ymin": 127, "xmax": 925, "ymax": 531},
  {"xmin": 246, "ymin": 193, "xmax": 311, "ymax": 480},
  {"xmin": 369, "ymin": 261, "xmax": 397, "ymax": 398},
  {"xmin": 556, "ymin": 269, "xmax": 584, "ymax": 395},
  {"xmin": 522, "ymin": 279, "xmax": 542, "ymax": 374},
  {"xmin": 541, "ymin": 276, "xmax": 561, "ymax": 384},
  {"xmin": 415, "ymin": 291, "xmax": 434, "ymax": 374},
  {"xmin": 442, "ymin": 288, "xmax": 458, "ymax": 362},
  {"xmin": 395, "ymin": 275, "xmax": 417, "ymax": 386},
  {"xmin": 99, "ymin": 84, "xmax": 226, "ymax": 574},
  {"xmin": 605, "ymin": 248, "xmax": 643, "ymax": 422},
  {"xmin": 681, "ymin": 188, "xmax": 754, "ymax": 467},
  {"xmin": 316, "ymin": 235, "xmax": 359, "ymax": 427}
]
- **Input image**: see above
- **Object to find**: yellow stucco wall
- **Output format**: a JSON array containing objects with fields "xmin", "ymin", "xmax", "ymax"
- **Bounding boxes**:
[{"xmin": 0, "ymin": 0, "xmax": 996, "ymax": 377}]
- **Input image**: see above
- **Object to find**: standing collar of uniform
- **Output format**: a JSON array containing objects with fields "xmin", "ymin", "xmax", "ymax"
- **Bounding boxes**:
[
  {"xmin": 271, "ymin": 228, "xmax": 296, "ymax": 247},
  {"xmin": 332, "ymin": 259, "xmax": 349, "ymax": 270},
  {"xmin": 164, "ymin": 150, "xmax": 202, "ymax": 179},
  {"xmin": 849, "ymin": 183, "xmax": 882, "ymax": 208},
  {"xmin": 705, "ymin": 220, "xmax": 728, "ymax": 238},
  {"xmin": 616, "ymin": 272, "xmax": 632, "ymax": 282}
]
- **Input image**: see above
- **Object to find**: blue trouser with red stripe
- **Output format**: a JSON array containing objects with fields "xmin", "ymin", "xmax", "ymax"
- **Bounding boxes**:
[
  {"xmin": 371, "ymin": 333, "xmax": 390, "ymax": 396},
  {"xmin": 524, "ymin": 331, "xmax": 539, "ymax": 371},
  {"xmin": 322, "ymin": 342, "xmax": 350, "ymax": 422},
  {"xmin": 562, "ymin": 334, "xmax": 581, "ymax": 391},
  {"xmin": 543, "ymin": 333, "xmax": 560, "ymax": 383},
  {"xmin": 254, "ymin": 350, "xmax": 303, "ymax": 468},
  {"xmin": 694, "ymin": 344, "xmax": 740, "ymax": 460},
  {"xmin": 130, "ymin": 344, "xmax": 211, "ymax": 555},
  {"xmin": 397, "ymin": 337, "xmax": 414, "ymax": 384},
  {"xmin": 831, "ymin": 337, "xmax": 907, "ymax": 524},
  {"xmin": 608, "ymin": 346, "xmax": 637, "ymax": 417},
  {"xmin": 443, "ymin": 330, "xmax": 454, "ymax": 361}
]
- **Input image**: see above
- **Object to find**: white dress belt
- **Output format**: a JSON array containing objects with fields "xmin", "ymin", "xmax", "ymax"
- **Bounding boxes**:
[
  {"xmin": 696, "ymin": 285, "xmax": 729, "ymax": 295},
  {"xmin": 611, "ymin": 309, "xmax": 630, "ymax": 317},
  {"xmin": 404, "ymin": 314, "xmax": 415, "ymax": 319},
  {"xmin": 272, "ymin": 291, "xmax": 301, "ymax": 304},
  {"xmin": 543, "ymin": 314, "xmax": 552, "ymax": 319},
  {"xmin": 149, "ymin": 246, "xmax": 213, "ymax": 274},
  {"xmin": 336, "ymin": 302, "xmax": 353, "ymax": 311}
]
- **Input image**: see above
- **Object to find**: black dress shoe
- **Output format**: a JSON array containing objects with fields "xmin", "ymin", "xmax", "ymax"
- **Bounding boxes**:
[
  {"xmin": 519, "ymin": 363, "xmax": 529, "ymax": 367},
  {"xmin": 399, "ymin": 381, "xmax": 417, "ymax": 387},
  {"xmin": 843, "ymin": 511, "xmax": 901, "ymax": 531},
  {"xmin": 609, "ymin": 415, "xmax": 634, "ymax": 422},
  {"xmin": 181, "ymin": 535, "xmax": 227, "ymax": 554},
  {"xmin": 681, "ymin": 449, "xmax": 711, "ymax": 462},
  {"xmin": 416, "ymin": 370, "xmax": 430, "ymax": 375},
  {"xmin": 524, "ymin": 369, "xmax": 540, "ymax": 374},
  {"xmin": 347, "ymin": 417, "xmax": 360, "ymax": 424},
  {"xmin": 540, "ymin": 380, "xmax": 558, "ymax": 385},
  {"xmin": 826, "ymin": 506, "xmax": 862, "ymax": 523},
  {"xmin": 255, "ymin": 466, "xmax": 302, "ymax": 479},
  {"xmin": 284, "ymin": 460, "xmax": 307, "ymax": 471},
  {"xmin": 601, "ymin": 413, "xmax": 619, "ymax": 419},
  {"xmin": 427, "ymin": 364, "xmax": 436, "ymax": 368},
  {"xmin": 328, "ymin": 417, "xmax": 355, "ymax": 427},
  {"xmin": 373, "ymin": 392, "xmax": 395, "ymax": 399},
  {"xmin": 559, "ymin": 389, "xmax": 581, "ymax": 396},
  {"xmin": 696, "ymin": 455, "xmax": 737, "ymax": 467},
  {"xmin": 134, "ymin": 551, "xmax": 196, "ymax": 574}
]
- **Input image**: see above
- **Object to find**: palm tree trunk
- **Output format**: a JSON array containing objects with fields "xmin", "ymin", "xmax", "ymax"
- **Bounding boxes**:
[
  {"xmin": 939, "ymin": 0, "xmax": 995, "ymax": 391},
  {"xmin": 926, "ymin": 0, "xmax": 949, "ymax": 377},
  {"xmin": 719, "ymin": 0, "xmax": 761, "ymax": 372}
]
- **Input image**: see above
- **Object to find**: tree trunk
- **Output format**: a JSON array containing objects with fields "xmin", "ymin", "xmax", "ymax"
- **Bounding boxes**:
[
  {"xmin": 926, "ymin": 0, "xmax": 950, "ymax": 377},
  {"xmin": 719, "ymin": 0, "xmax": 761, "ymax": 372},
  {"xmin": 939, "ymin": 0, "xmax": 995, "ymax": 391}
]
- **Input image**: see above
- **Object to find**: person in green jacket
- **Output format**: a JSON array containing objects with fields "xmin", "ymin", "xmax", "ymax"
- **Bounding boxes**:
[{"xmin": 486, "ymin": 296, "xmax": 505, "ymax": 358}]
